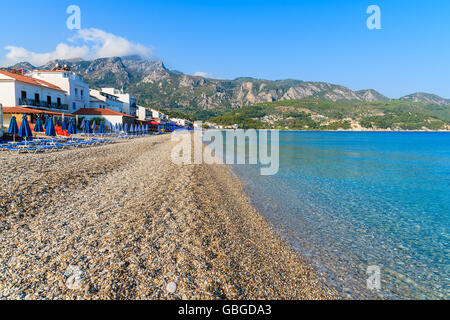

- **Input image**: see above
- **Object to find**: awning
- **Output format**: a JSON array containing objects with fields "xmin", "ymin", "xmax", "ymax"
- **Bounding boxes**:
[
  {"xmin": 3, "ymin": 106, "xmax": 75, "ymax": 117},
  {"xmin": 147, "ymin": 121, "xmax": 161, "ymax": 126}
]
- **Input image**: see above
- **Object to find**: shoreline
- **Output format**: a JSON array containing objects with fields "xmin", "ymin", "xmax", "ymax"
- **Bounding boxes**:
[{"xmin": 0, "ymin": 134, "xmax": 335, "ymax": 300}]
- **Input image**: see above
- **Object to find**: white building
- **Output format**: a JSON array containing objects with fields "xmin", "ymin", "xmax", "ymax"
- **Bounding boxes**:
[
  {"xmin": 73, "ymin": 108, "xmax": 135, "ymax": 128},
  {"xmin": 89, "ymin": 89, "xmax": 124, "ymax": 113},
  {"xmin": 0, "ymin": 69, "xmax": 68, "ymax": 111},
  {"xmin": 136, "ymin": 105, "xmax": 153, "ymax": 122},
  {"xmin": 0, "ymin": 69, "xmax": 73, "ymax": 128},
  {"xmin": 28, "ymin": 70, "xmax": 89, "ymax": 113},
  {"xmin": 101, "ymin": 88, "xmax": 137, "ymax": 116},
  {"xmin": 170, "ymin": 118, "xmax": 192, "ymax": 127}
]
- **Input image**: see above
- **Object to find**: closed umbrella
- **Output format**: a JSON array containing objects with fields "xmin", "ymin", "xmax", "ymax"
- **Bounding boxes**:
[
  {"xmin": 91, "ymin": 121, "xmax": 97, "ymax": 131},
  {"xmin": 84, "ymin": 120, "xmax": 91, "ymax": 134},
  {"xmin": 124, "ymin": 123, "xmax": 128, "ymax": 133},
  {"xmin": 18, "ymin": 114, "xmax": 33, "ymax": 141},
  {"xmin": 67, "ymin": 119, "xmax": 76, "ymax": 135},
  {"xmin": 34, "ymin": 116, "xmax": 44, "ymax": 133},
  {"xmin": 98, "ymin": 121, "xmax": 105, "ymax": 134},
  {"xmin": 45, "ymin": 117, "xmax": 56, "ymax": 137},
  {"xmin": 8, "ymin": 116, "xmax": 19, "ymax": 142},
  {"xmin": 80, "ymin": 119, "xmax": 86, "ymax": 129},
  {"xmin": 44, "ymin": 116, "xmax": 50, "ymax": 129},
  {"xmin": 61, "ymin": 118, "xmax": 68, "ymax": 131}
]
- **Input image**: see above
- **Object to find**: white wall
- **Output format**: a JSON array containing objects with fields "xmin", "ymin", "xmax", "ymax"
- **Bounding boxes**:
[
  {"xmin": 0, "ymin": 80, "xmax": 16, "ymax": 106},
  {"xmin": 30, "ymin": 72, "xmax": 90, "ymax": 113}
]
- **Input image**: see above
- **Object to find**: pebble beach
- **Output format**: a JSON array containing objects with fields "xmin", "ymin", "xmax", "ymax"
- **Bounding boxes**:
[{"xmin": 0, "ymin": 134, "xmax": 335, "ymax": 300}]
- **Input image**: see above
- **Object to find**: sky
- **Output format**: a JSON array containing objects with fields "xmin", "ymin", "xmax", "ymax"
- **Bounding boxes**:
[{"xmin": 1, "ymin": 0, "xmax": 449, "ymax": 98}]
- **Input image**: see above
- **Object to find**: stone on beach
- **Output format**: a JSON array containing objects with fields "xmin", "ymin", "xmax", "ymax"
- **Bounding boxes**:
[{"xmin": 0, "ymin": 134, "xmax": 335, "ymax": 300}]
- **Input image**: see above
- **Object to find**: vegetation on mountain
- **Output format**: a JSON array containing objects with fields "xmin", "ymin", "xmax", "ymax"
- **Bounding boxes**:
[
  {"xmin": 5, "ymin": 56, "xmax": 450, "ymax": 130},
  {"xmin": 210, "ymin": 99, "xmax": 450, "ymax": 130}
]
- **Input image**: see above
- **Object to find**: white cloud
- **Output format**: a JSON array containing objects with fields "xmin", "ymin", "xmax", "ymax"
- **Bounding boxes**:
[
  {"xmin": 1, "ymin": 28, "xmax": 152, "ymax": 67},
  {"xmin": 193, "ymin": 72, "xmax": 214, "ymax": 78}
]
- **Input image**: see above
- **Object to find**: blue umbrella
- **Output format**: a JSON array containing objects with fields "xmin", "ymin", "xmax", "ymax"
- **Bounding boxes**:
[
  {"xmin": 98, "ymin": 121, "xmax": 105, "ymax": 134},
  {"xmin": 8, "ymin": 116, "xmax": 19, "ymax": 142},
  {"xmin": 91, "ymin": 121, "xmax": 97, "ymax": 131},
  {"xmin": 67, "ymin": 119, "xmax": 76, "ymax": 135},
  {"xmin": 80, "ymin": 119, "xmax": 86, "ymax": 129},
  {"xmin": 45, "ymin": 117, "xmax": 56, "ymax": 137},
  {"xmin": 44, "ymin": 116, "xmax": 50, "ymax": 129},
  {"xmin": 34, "ymin": 116, "xmax": 44, "ymax": 133},
  {"xmin": 84, "ymin": 120, "xmax": 92, "ymax": 134},
  {"xmin": 124, "ymin": 123, "xmax": 128, "ymax": 133},
  {"xmin": 61, "ymin": 118, "xmax": 68, "ymax": 131},
  {"xmin": 18, "ymin": 114, "xmax": 33, "ymax": 139}
]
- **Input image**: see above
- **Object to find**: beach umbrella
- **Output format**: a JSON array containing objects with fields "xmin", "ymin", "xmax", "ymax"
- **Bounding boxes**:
[
  {"xmin": 91, "ymin": 121, "xmax": 97, "ymax": 131},
  {"xmin": 124, "ymin": 123, "xmax": 128, "ymax": 133},
  {"xmin": 34, "ymin": 116, "xmax": 44, "ymax": 133},
  {"xmin": 44, "ymin": 115, "xmax": 50, "ymax": 129},
  {"xmin": 61, "ymin": 118, "xmax": 68, "ymax": 131},
  {"xmin": 18, "ymin": 114, "xmax": 33, "ymax": 140},
  {"xmin": 7, "ymin": 116, "xmax": 19, "ymax": 142},
  {"xmin": 84, "ymin": 120, "xmax": 91, "ymax": 134},
  {"xmin": 67, "ymin": 119, "xmax": 76, "ymax": 135},
  {"xmin": 98, "ymin": 121, "xmax": 105, "ymax": 134},
  {"xmin": 80, "ymin": 119, "xmax": 86, "ymax": 129},
  {"xmin": 45, "ymin": 117, "xmax": 56, "ymax": 137}
]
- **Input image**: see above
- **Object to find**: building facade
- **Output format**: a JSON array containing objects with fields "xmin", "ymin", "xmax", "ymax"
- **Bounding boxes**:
[
  {"xmin": 101, "ymin": 88, "xmax": 137, "ymax": 116},
  {"xmin": 28, "ymin": 70, "xmax": 89, "ymax": 113},
  {"xmin": 0, "ymin": 70, "xmax": 68, "ymax": 111}
]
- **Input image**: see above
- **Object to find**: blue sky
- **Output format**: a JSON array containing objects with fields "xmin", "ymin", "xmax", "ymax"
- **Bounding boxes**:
[{"xmin": 1, "ymin": 0, "xmax": 449, "ymax": 98}]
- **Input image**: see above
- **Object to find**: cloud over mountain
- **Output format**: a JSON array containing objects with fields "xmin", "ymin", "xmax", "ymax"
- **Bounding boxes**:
[{"xmin": 1, "ymin": 28, "xmax": 152, "ymax": 67}]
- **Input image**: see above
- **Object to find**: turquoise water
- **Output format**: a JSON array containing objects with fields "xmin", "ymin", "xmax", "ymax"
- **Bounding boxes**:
[{"xmin": 230, "ymin": 132, "xmax": 449, "ymax": 299}]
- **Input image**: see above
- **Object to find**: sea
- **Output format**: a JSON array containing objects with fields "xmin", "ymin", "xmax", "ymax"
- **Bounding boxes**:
[{"xmin": 226, "ymin": 131, "xmax": 449, "ymax": 299}]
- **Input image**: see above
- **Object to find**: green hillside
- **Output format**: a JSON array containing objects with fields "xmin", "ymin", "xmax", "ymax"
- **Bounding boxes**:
[{"xmin": 209, "ymin": 99, "xmax": 450, "ymax": 130}]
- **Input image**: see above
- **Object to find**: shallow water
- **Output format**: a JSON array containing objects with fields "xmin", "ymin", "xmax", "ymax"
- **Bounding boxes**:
[{"xmin": 229, "ymin": 131, "xmax": 449, "ymax": 300}]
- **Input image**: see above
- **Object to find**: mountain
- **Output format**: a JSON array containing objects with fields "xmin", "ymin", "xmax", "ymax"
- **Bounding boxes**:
[
  {"xmin": 8, "ymin": 56, "xmax": 394, "ymax": 110},
  {"xmin": 400, "ymin": 92, "xmax": 450, "ymax": 105},
  {"xmin": 355, "ymin": 89, "xmax": 390, "ymax": 102},
  {"xmin": 5, "ymin": 57, "xmax": 449, "ymax": 123},
  {"xmin": 9, "ymin": 62, "xmax": 36, "ymax": 71}
]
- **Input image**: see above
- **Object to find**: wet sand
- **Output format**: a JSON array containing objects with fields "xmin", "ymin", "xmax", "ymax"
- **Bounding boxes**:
[{"xmin": 0, "ymin": 134, "xmax": 335, "ymax": 300}]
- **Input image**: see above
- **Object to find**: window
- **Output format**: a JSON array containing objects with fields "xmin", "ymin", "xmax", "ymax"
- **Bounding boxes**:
[
  {"xmin": 57, "ymin": 98, "xmax": 61, "ymax": 107},
  {"xmin": 75, "ymin": 88, "xmax": 78, "ymax": 97},
  {"xmin": 35, "ymin": 93, "xmax": 40, "ymax": 103},
  {"xmin": 21, "ymin": 91, "xmax": 27, "ymax": 100},
  {"xmin": 72, "ymin": 102, "xmax": 76, "ymax": 109},
  {"xmin": 81, "ymin": 90, "xmax": 84, "ymax": 98},
  {"xmin": 47, "ymin": 96, "xmax": 51, "ymax": 106}
]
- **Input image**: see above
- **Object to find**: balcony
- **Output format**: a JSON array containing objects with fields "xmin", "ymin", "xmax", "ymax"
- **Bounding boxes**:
[{"xmin": 19, "ymin": 98, "xmax": 69, "ymax": 111}]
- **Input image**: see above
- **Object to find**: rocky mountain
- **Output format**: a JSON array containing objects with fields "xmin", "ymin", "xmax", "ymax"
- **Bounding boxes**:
[
  {"xmin": 5, "ymin": 56, "xmax": 449, "ymax": 115},
  {"xmin": 355, "ymin": 89, "xmax": 390, "ymax": 102},
  {"xmin": 400, "ymin": 92, "xmax": 450, "ymax": 106}
]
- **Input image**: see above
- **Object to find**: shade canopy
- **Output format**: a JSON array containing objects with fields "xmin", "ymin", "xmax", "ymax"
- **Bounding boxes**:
[
  {"xmin": 45, "ymin": 117, "xmax": 56, "ymax": 137},
  {"xmin": 18, "ymin": 114, "xmax": 33, "ymax": 138},
  {"xmin": 7, "ymin": 116, "xmax": 19, "ymax": 135},
  {"xmin": 34, "ymin": 116, "xmax": 44, "ymax": 132},
  {"xmin": 84, "ymin": 120, "xmax": 92, "ymax": 134},
  {"xmin": 61, "ymin": 118, "xmax": 68, "ymax": 131},
  {"xmin": 98, "ymin": 121, "xmax": 106, "ymax": 134},
  {"xmin": 67, "ymin": 119, "xmax": 76, "ymax": 135}
]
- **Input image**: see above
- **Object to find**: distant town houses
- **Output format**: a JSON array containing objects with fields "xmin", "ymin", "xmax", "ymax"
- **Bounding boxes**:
[{"xmin": 0, "ymin": 65, "xmax": 192, "ymax": 131}]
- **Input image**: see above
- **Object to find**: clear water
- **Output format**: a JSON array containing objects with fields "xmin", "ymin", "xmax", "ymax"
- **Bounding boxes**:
[{"xmin": 229, "ymin": 132, "xmax": 449, "ymax": 300}]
